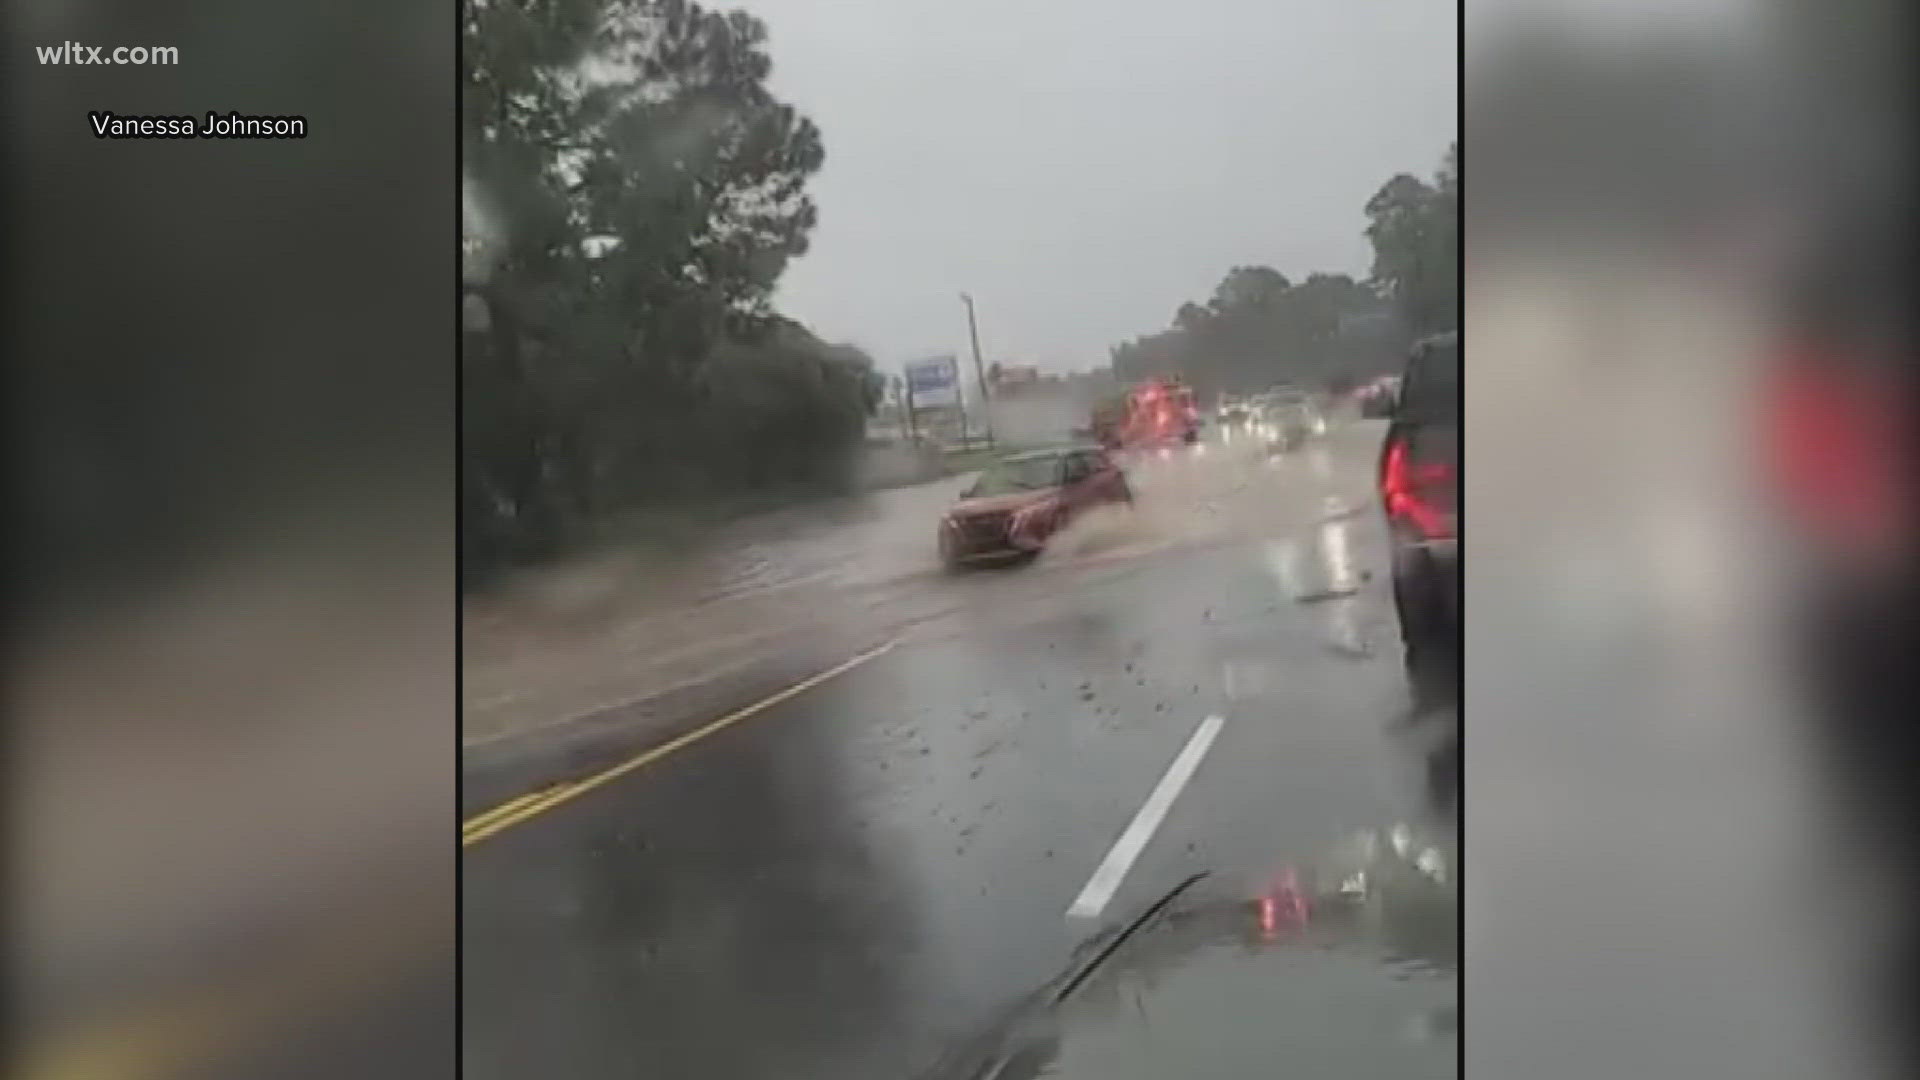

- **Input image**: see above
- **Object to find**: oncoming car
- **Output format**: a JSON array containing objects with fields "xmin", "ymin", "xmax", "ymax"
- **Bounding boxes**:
[
  {"xmin": 1259, "ymin": 400, "xmax": 1324, "ymax": 452},
  {"xmin": 1214, "ymin": 404, "xmax": 1251, "ymax": 445},
  {"xmin": 939, "ymin": 447, "xmax": 1132, "ymax": 569}
]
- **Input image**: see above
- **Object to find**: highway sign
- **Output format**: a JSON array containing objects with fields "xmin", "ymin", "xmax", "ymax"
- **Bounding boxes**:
[{"xmin": 905, "ymin": 355, "xmax": 960, "ymax": 407}]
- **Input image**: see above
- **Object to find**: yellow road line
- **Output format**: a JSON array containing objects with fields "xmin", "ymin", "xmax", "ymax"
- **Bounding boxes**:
[
  {"xmin": 461, "ymin": 783, "xmax": 582, "ymax": 845},
  {"xmin": 459, "ymin": 787, "xmax": 556, "ymax": 836},
  {"xmin": 461, "ymin": 638, "xmax": 899, "ymax": 846}
]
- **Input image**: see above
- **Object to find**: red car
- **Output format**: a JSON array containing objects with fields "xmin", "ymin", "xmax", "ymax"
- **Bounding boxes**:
[{"xmin": 939, "ymin": 446, "xmax": 1132, "ymax": 569}]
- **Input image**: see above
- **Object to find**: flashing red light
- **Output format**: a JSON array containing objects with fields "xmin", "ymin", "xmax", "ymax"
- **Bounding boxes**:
[{"xmin": 1381, "ymin": 439, "xmax": 1452, "ymax": 539}]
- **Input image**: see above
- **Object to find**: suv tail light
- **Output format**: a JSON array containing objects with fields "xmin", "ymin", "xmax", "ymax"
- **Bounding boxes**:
[{"xmin": 1382, "ymin": 438, "xmax": 1453, "ymax": 539}]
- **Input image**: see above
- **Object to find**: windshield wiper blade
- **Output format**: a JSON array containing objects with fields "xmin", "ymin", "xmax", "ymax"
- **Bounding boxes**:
[
  {"xmin": 1054, "ymin": 871, "xmax": 1208, "ymax": 1004},
  {"xmin": 918, "ymin": 872, "xmax": 1211, "ymax": 1080}
]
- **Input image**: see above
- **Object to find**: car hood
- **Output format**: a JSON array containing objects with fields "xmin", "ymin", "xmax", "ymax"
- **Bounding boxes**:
[
  {"xmin": 922, "ymin": 828, "xmax": 1456, "ymax": 1080},
  {"xmin": 950, "ymin": 490, "xmax": 1057, "ymax": 517}
]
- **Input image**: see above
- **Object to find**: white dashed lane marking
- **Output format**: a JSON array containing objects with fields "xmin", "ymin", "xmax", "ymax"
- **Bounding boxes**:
[{"xmin": 1066, "ymin": 714, "xmax": 1225, "ymax": 920}]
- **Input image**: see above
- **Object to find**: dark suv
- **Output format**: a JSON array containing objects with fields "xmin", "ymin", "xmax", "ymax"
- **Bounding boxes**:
[{"xmin": 1380, "ymin": 333, "xmax": 1459, "ymax": 709}]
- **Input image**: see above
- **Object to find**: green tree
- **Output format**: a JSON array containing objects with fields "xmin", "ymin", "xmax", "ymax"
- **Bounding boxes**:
[
  {"xmin": 1108, "ymin": 145, "xmax": 1451, "ymax": 400},
  {"xmin": 1364, "ymin": 142, "xmax": 1457, "ymax": 334},
  {"xmin": 1111, "ymin": 264, "xmax": 1388, "ymax": 397},
  {"xmin": 1208, "ymin": 265, "xmax": 1291, "ymax": 314},
  {"xmin": 462, "ymin": 0, "xmax": 864, "ymax": 582}
]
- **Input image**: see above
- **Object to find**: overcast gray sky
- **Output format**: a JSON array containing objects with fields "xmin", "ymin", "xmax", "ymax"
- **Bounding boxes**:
[{"xmin": 747, "ymin": 0, "xmax": 1456, "ymax": 375}]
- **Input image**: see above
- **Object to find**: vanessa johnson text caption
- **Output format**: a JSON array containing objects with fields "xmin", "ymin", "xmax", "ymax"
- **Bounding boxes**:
[{"xmin": 90, "ymin": 111, "xmax": 307, "ymax": 139}]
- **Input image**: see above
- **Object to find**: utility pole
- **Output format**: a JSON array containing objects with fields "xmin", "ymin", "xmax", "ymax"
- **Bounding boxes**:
[
  {"xmin": 898, "ymin": 374, "xmax": 918, "ymax": 443},
  {"xmin": 959, "ymin": 292, "xmax": 995, "ymax": 447}
]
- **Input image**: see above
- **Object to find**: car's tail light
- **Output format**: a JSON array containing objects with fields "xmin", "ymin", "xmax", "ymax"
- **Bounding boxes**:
[
  {"xmin": 1762, "ymin": 344, "xmax": 1909, "ymax": 562},
  {"xmin": 1382, "ymin": 438, "xmax": 1453, "ymax": 539}
]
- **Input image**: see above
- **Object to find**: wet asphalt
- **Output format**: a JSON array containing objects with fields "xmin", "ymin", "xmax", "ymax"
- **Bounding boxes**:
[{"xmin": 461, "ymin": 422, "xmax": 1456, "ymax": 1079}]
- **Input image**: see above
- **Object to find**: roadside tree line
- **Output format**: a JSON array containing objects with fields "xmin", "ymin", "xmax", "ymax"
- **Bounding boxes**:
[
  {"xmin": 462, "ymin": 0, "xmax": 879, "ymax": 583},
  {"xmin": 1110, "ymin": 142, "xmax": 1458, "ymax": 397}
]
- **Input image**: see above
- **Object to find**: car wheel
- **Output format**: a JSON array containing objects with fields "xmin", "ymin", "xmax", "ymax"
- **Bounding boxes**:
[{"xmin": 939, "ymin": 531, "xmax": 964, "ymax": 573}]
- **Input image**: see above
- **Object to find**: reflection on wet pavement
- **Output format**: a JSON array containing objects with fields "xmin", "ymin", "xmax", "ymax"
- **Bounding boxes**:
[{"xmin": 922, "ymin": 822, "xmax": 1456, "ymax": 1080}]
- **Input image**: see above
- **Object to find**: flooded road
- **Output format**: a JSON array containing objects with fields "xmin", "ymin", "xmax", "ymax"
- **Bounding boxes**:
[
  {"xmin": 464, "ymin": 427, "xmax": 1387, "ymax": 743},
  {"xmin": 460, "ymin": 418, "xmax": 1456, "ymax": 1079}
]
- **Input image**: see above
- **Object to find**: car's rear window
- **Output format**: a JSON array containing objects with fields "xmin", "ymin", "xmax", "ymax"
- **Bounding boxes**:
[{"xmin": 1400, "ymin": 339, "xmax": 1459, "ymax": 423}]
